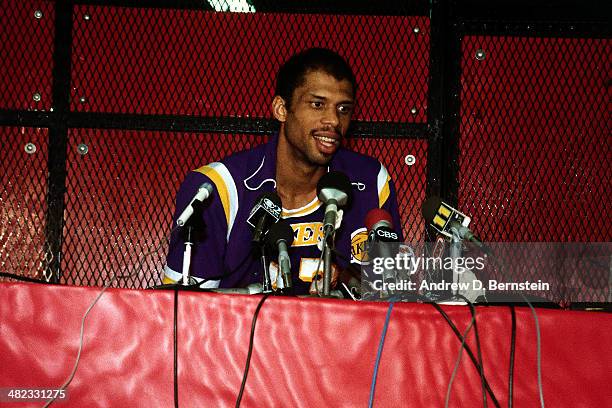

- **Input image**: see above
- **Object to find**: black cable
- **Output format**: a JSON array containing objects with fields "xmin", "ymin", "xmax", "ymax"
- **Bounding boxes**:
[
  {"xmin": 327, "ymin": 252, "xmax": 497, "ymax": 406},
  {"xmin": 426, "ymin": 300, "xmax": 501, "ymax": 408},
  {"xmin": 508, "ymin": 306, "xmax": 516, "ymax": 408},
  {"xmin": 174, "ymin": 288, "xmax": 179, "ymax": 408},
  {"xmin": 487, "ymin": 248, "xmax": 546, "ymax": 406},
  {"xmin": 0, "ymin": 271, "xmax": 52, "ymax": 284},
  {"xmin": 473, "ymin": 309, "xmax": 488, "ymax": 408},
  {"xmin": 235, "ymin": 294, "xmax": 271, "ymax": 407},
  {"xmin": 518, "ymin": 295, "xmax": 545, "ymax": 408},
  {"xmin": 456, "ymin": 294, "xmax": 488, "ymax": 408},
  {"xmin": 304, "ymin": 245, "xmax": 499, "ymax": 405},
  {"xmin": 444, "ymin": 308, "xmax": 475, "ymax": 408},
  {"xmin": 326, "ymin": 250, "xmax": 498, "ymax": 405}
]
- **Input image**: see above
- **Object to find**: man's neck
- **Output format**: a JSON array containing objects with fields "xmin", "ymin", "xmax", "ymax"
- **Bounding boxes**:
[{"xmin": 275, "ymin": 137, "xmax": 327, "ymax": 210}]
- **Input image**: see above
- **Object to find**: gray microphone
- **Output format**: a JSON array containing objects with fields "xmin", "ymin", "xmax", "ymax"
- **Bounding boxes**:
[
  {"xmin": 266, "ymin": 219, "xmax": 295, "ymax": 289},
  {"xmin": 317, "ymin": 171, "xmax": 353, "ymax": 234},
  {"xmin": 176, "ymin": 183, "xmax": 214, "ymax": 226}
]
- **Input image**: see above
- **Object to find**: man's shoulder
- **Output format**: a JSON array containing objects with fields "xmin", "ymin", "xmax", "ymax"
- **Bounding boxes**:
[
  {"xmin": 333, "ymin": 147, "xmax": 384, "ymax": 175},
  {"xmin": 222, "ymin": 142, "xmax": 267, "ymax": 166},
  {"xmin": 191, "ymin": 141, "xmax": 268, "ymax": 180}
]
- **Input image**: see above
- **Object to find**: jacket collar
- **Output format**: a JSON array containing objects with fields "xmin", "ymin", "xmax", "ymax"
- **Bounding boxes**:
[
  {"xmin": 242, "ymin": 133, "xmax": 279, "ymax": 192},
  {"xmin": 242, "ymin": 133, "xmax": 351, "ymax": 192}
]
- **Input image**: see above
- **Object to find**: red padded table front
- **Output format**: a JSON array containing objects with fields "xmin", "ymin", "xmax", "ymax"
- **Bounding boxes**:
[{"xmin": 1, "ymin": 282, "xmax": 610, "ymax": 407}]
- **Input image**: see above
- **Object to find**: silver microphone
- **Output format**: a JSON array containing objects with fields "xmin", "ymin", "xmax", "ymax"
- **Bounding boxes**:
[{"xmin": 176, "ymin": 183, "xmax": 214, "ymax": 226}]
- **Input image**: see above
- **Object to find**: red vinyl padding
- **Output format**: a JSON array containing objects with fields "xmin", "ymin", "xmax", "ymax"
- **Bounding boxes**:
[{"xmin": 1, "ymin": 282, "xmax": 610, "ymax": 407}]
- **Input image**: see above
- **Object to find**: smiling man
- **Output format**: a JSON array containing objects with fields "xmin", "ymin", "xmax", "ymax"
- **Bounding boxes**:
[
  {"xmin": 163, "ymin": 48, "xmax": 402, "ymax": 295},
  {"xmin": 273, "ymin": 56, "xmax": 355, "ymax": 209}
]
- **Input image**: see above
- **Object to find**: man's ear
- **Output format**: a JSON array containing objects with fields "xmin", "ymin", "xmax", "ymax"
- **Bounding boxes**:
[{"xmin": 272, "ymin": 96, "xmax": 287, "ymax": 122}]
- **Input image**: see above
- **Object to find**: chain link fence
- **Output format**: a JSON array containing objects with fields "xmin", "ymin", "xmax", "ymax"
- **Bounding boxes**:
[{"xmin": 0, "ymin": 0, "xmax": 609, "ymax": 304}]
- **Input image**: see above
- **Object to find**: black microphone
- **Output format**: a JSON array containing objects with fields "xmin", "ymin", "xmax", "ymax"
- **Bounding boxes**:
[
  {"xmin": 265, "ymin": 219, "xmax": 294, "ymax": 289},
  {"xmin": 421, "ymin": 196, "xmax": 488, "ymax": 251},
  {"xmin": 364, "ymin": 208, "xmax": 401, "ymax": 296},
  {"xmin": 176, "ymin": 183, "xmax": 214, "ymax": 226},
  {"xmin": 365, "ymin": 208, "xmax": 400, "ymax": 244},
  {"xmin": 247, "ymin": 192, "xmax": 282, "ymax": 244},
  {"xmin": 317, "ymin": 171, "xmax": 353, "ymax": 234}
]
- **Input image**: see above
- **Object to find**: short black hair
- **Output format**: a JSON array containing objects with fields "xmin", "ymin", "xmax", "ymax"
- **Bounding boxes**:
[{"xmin": 275, "ymin": 47, "xmax": 357, "ymax": 109}]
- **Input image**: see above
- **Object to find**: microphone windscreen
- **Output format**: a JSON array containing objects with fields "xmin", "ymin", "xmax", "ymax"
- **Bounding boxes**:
[
  {"xmin": 421, "ymin": 196, "xmax": 442, "ymax": 224},
  {"xmin": 265, "ymin": 218, "xmax": 294, "ymax": 247},
  {"xmin": 247, "ymin": 191, "xmax": 283, "ymax": 234},
  {"xmin": 200, "ymin": 182, "xmax": 214, "ymax": 194},
  {"xmin": 316, "ymin": 171, "xmax": 353, "ymax": 206},
  {"xmin": 364, "ymin": 208, "xmax": 393, "ymax": 231}
]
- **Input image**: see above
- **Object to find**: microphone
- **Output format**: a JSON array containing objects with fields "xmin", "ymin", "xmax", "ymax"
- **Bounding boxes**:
[
  {"xmin": 176, "ymin": 183, "xmax": 214, "ymax": 226},
  {"xmin": 317, "ymin": 171, "xmax": 353, "ymax": 234},
  {"xmin": 247, "ymin": 192, "xmax": 282, "ymax": 244},
  {"xmin": 421, "ymin": 196, "xmax": 488, "ymax": 250},
  {"xmin": 265, "ymin": 219, "xmax": 295, "ymax": 289},
  {"xmin": 364, "ymin": 208, "xmax": 401, "ymax": 297},
  {"xmin": 365, "ymin": 208, "xmax": 400, "ymax": 244}
]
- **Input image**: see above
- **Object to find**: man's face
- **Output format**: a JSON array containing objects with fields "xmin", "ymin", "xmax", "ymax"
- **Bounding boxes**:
[{"xmin": 280, "ymin": 70, "xmax": 354, "ymax": 167}]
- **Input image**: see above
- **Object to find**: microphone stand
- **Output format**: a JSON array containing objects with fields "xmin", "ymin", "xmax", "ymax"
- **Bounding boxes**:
[
  {"xmin": 449, "ymin": 227, "xmax": 463, "ymax": 298},
  {"xmin": 152, "ymin": 202, "xmax": 205, "ymax": 291},
  {"xmin": 449, "ymin": 226, "xmax": 485, "ymax": 302},
  {"xmin": 322, "ymin": 228, "xmax": 334, "ymax": 296},
  {"xmin": 181, "ymin": 225, "xmax": 197, "ymax": 286},
  {"xmin": 178, "ymin": 200, "xmax": 207, "ymax": 286},
  {"xmin": 258, "ymin": 243, "xmax": 273, "ymax": 294}
]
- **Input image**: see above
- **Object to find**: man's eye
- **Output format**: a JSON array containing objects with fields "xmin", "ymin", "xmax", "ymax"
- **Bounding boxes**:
[
  {"xmin": 338, "ymin": 105, "xmax": 353, "ymax": 114},
  {"xmin": 310, "ymin": 101, "xmax": 323, "ymax": 109}
]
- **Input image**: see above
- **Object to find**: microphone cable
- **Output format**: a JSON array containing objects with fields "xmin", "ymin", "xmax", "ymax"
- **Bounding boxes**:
[
  {"xmin": 42, "ymin": 226, "xmax": 177, "ymax": 407},
  {"xmin": 444, "ymin": 305, "xmax": 476, "ymax": 408},
  {"xmin": 235, "ymin": 293, "xmax": 271, "ymax": 407},
  {"xmin": 424, "ymin": 219, "xmax": 542, "ymax": 406},
  {"xmin": 456, "ymin": 294, "xmax": 488, "ymax": 408},
  {"xmin": 320, "ymin": 243, "xmax": 501, "ymax": 406},
  {"xmin": 488, "ymin": 254, "xmax": 546, "ymax": 408},
  {"xmin": 426, "ymin": 299, "xmax": 501, "ymax": 408},
  {"xmin": 323, "ymin": 244, "xmax": 502, "ymax": 406},
  {"xmin": 508, "ymin": 306, "xmax": 516, "ymax": 408},
  {"xmin": 521, "ymin": 293, "xmax": 545, "ymax": 408},
  {"xmin": 368, "ymin": 300, "xmax": 395, "ymax": 408},
  {"xmin": 319, "ymin": 237, "xmax": 501, "ymax": 406}
]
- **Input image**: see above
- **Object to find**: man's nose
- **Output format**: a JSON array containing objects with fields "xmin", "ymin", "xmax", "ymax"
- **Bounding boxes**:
[{"xmin": 321, "ymin": 106, "xmax": 340, "ymax": 127}]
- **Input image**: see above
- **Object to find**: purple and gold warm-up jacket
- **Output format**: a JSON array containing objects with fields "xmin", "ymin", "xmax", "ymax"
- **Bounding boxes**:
[{"xmin": 164, "ymin": 135, "xmax": 402, "ymax": 295}]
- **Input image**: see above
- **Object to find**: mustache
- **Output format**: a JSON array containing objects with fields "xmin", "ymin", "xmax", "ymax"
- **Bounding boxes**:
[{"xmin": 312, "ymin": 127, "xmax": 342, "ymax": 137}]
